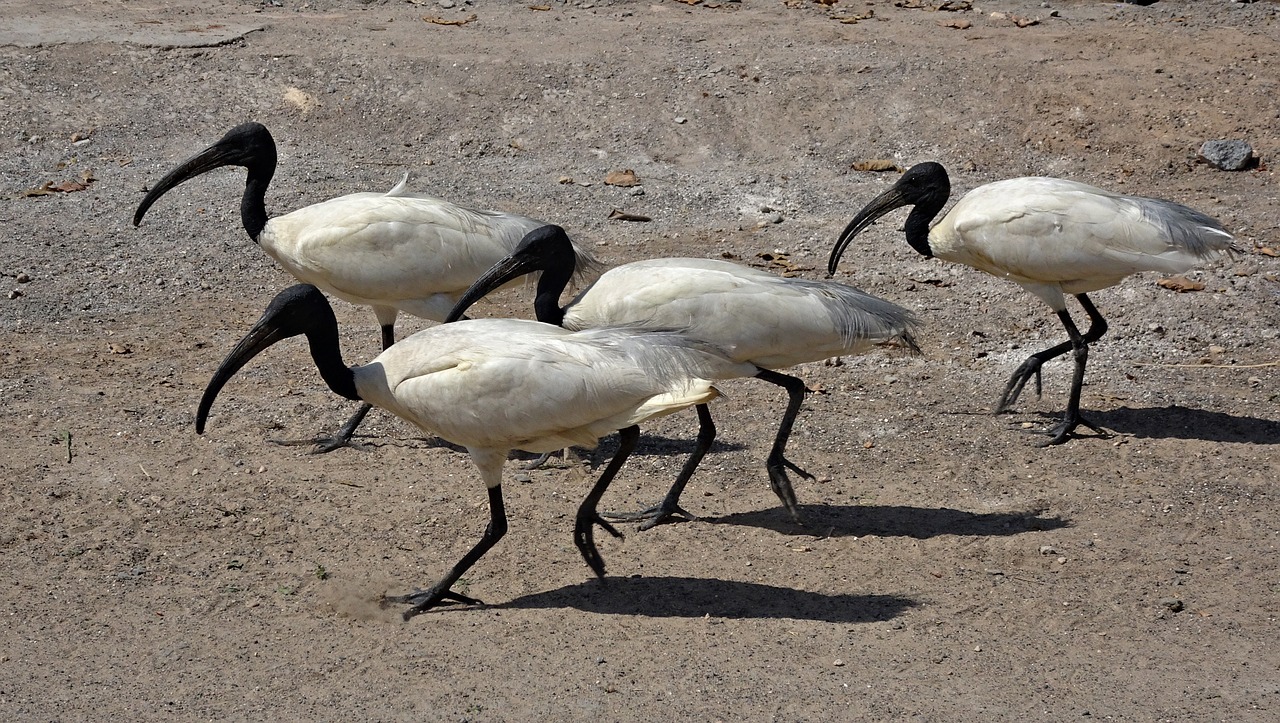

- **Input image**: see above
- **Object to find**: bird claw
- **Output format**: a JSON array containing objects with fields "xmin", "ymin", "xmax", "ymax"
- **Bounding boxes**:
[
  {"xmin": 522, "ymin": 447, "xmax": 584, "ymax": 470},
  {"xmin": 996, "ymin": 359, "xmax": 1045, "ymax": 413},
  {"xmin": 574, "ymin": 511, "xmax": 625, "ymax": 577},
  {"xmin": 382, "ymin": 587, "xmax": 485, "ymax": 620},
  {"xmin": 1036, "ymin": 413, "xmax": 1111, "ymax": 447},
  {"xmin": 604, "ymin": 501, "xmax": 698, "ymax": 531},
  {"xmin": 766, "ymin": 457, "xmax": 808, "ymax": 524},
  {"xmin": 264, "ymin": 433, "xmax": 367, "ymax": 453},
  {"xmin": 307, "ymin": 433, "xmax": 367, "ymax": 454}
]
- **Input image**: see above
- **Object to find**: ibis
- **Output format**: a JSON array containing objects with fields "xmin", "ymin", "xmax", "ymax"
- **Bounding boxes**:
[
  {"xmin": 197, "ymin": 284, "xmax": 756, "ymax": 619},
  {"xmin": 134, "ymin": 122, "xmax": 596, "ymax": 451},
  {"xmin": 830, "ymin": 161, "xmax": 1236, "ymax": 445},
  {"xmin": 446, "ymin": 225, "xmax": 919, "ymax": 527}
]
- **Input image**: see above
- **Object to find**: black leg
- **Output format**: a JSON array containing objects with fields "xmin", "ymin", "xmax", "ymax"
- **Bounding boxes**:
[
  {"xmin": 604, "ymin": 404, "xmax": 715, "ymax": 529},
  {"xmin": 384, "ymin": 484, "xmax": 508, "ymax": 620},
  {"xmin": 755, "ymin": 369, "xmax": 810, "ymax": 523},
  {"xmin": 1040, "ymin": 300, "xmax": 1109, "ymax": 446},
  {"xmin": 575, "ymin": 426, "xmax": 639, "ymax": 577},
  {"xmin": 996, "ymin": 293, "xmax": 1109, "ymax": 414}
]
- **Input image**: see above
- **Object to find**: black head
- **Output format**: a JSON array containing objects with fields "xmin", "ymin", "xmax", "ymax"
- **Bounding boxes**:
[
  {"xmin": 444, "ymin": 224, "xmax": 577, "ymax": 325},
  {"xmin": 829, "ymin": 162, "xmax": 951, "ymax": 274},
  {"xmin": 133, "ymin": 122, "xmax": 278, "ymax": 238},
  {"xmin": 197, "ymin": 284, "xmax": 352, "ymax": 434}
]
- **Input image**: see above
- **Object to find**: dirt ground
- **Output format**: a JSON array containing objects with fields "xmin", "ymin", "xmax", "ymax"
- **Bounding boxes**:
[{"xmin": 2, "ymin": 0, "xmax": 1278, "ymax": 719}]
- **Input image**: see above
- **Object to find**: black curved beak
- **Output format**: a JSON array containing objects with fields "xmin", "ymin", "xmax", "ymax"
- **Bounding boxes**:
[
  {"xmin": 134, "ymin": 123, "xmax": 273, "ymax": 226},
  {"xmin": 828, "ymin": 187, "xmax": 912, "ymax": 276},
  {"xmin": 444, "ymin": 253, "xmax": 543, "ymax": 324},
  {"xmin": 196, "ymin": 312, "xmax": 293, "ymax": 434}
]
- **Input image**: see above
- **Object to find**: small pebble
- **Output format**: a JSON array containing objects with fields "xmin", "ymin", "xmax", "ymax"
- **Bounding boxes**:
[
  {"xmin": 1160, "ymin": 598, "xmax": 1184, "ymax": 613},
  {"xmin": 16, "ymin": 272, "xmax": 31, "ymax": 283}
]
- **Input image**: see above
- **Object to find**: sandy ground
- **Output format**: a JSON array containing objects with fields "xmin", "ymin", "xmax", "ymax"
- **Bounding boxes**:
[{"xmin": 2, "ymin": 0, "xmax": 1278, "ymax": 719}]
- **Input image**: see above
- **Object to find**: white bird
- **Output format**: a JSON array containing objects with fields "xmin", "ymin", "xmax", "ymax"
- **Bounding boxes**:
[
  {"xmin": 133, "ymin": 122, "xmax": 596, "ymax": 451},
  {"xmin": 197, "ymin": 284, "xmax": 757, "ymax": 619},
  {"xmin": 829, "ymin": 161, "xmax": 1236, "ymax": 445},
  {"xmin": 445, "ymin": 225, "xmax": 919, "ymax": 528}
]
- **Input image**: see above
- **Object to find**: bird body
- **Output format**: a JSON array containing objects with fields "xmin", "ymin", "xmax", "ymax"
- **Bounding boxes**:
[
  {"xmin": 830, "ymin": 162, "xmax": 1234, "ymax": 445},
  {"xmin": 198, "ymin": 284, "xmax": 754, "ymax": 618},
  {"xmin": 928, "ymin": 177, "xmax": 1233, "ymax": 310},
  {"xmin": 355, "ymin": 318, "xmax": 749, "ymax": 454},
  {"xmin": 134, "ymin": 122, "xmax": 595, "ymax": 451},
  {"xmin": 446, "ymin": 225, "xmax": 918, "ymax": 525},
  {"xmin": 258, "ymin": 180, "xmax": 548, "ymax": 323},
  {"xmin": 561, "ymin": 257, "xmax": 914, "ymax": 368}
]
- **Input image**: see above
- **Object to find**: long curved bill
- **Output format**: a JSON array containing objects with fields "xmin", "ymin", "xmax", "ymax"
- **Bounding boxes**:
[
  {"xmin": 196, "ymin": 316, "xmax": 291, "ymax": 434},
  {"xmin": 443, "ymin": 254, "xmax": 541, "ymax": 323},
  {"xmin": 133, "ymin": 123, "xmax": 271, "ymax": 226},
  {"xmin": 828, "ymin": 187, "xmax": 912, "ymax": 276}
]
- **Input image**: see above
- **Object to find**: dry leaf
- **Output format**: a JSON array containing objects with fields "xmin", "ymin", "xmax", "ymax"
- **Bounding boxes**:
[
  {"xmin": 1258, "ymin": 247, "xmax": 1278, "ymax": 257},
  {"xmin": 604, "ymin": 169, "xmax": 640, "ymax": 187},
  {"xmin": 608, "ymin": 209, "xmax": 651, "ymax": 222},
  {"xmin": 50, "ymin": 180, "xmax": 89, "ymax": 193},
  {"xmin": 940, "ymin": 19, "xmax": 971, "ymax": 29},
  {"xmin": 851, "ymin": 159, "xmax": 901, "ymax": 172},
  {"xmin": 1157, "ymin": 276, "xmax": 1205, "ymax": 293},
  {"xmin": 423, "ymin": 14, "xmax": 476, "ymax": 26},
  {"xmin": 1009, "ymin": 14, "xmax": 1039, "ymax": 27},
  {"xmin": 834, "ymin": 10, "xmax": 874, "ymax": 24}
]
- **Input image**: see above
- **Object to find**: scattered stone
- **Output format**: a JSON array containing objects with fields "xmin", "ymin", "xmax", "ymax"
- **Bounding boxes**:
[
  {"xmin": 1039, "ymin": 545, "xmax": 1058, "ymax": 555},
  {"xmin": 1160, "ymin": 597, "xmax": 1184, "ymax": 613},
  {"xmin": 7, "ymin": 289, "xmax": 21, "ymax": 300},
  {"xmin": 1198, "ymin": 140, "xmax": 1254, "ymax": 171},
  {"xmin": 16, "ymin": 272, "xmax": 31, "ymax": 283}
]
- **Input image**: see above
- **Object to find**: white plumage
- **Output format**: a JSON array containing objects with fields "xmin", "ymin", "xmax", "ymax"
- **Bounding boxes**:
[
  {"xmin": 197, "ymin": 284, "xmax": 755, "ymax": 619},
  {"xmin": 447, "ymin": 225, "xmax": 919, "ymax": 526},
  {"xmin": 133, "ymin": 122, "xmax": 595, "ymax": 451},
  {"xmin": 830, "ymin": 161, "xmax": 1235, "ymax": 445}
]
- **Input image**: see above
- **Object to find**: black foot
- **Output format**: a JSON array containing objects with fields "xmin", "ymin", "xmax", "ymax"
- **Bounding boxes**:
[
  {"xmin": 1036, "ymin": 412, "xmax": 1110, "ymax": 447},
  {"xmin": 523, "ymin": 447, "xmax": 582, "ymax": 470},
  {"xmin": 266, "ymin": 432, "xmax": 367, "ymax": 453},
  {"xmin": 996, "ymin": 359, "xmax": 1045, "ymax": 413},
  {"xmin": 574, "ymin": 511, "xmax": 624, "ymax": 577},
  {"xmin": 381, "ymin": 587, "xmax": 485, "ymax": 620},
  {"xmin": 767, "ymin": 456, "xmax": 812, "ymax": 524},
  {"xmin": 604, "ymin": 500, "xmax": 697, "ymax": 531}
]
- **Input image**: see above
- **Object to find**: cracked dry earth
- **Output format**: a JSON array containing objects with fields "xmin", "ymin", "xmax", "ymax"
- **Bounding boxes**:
[{"xmin": 1, "ymin": 0, "xmax": 1278, "ymax": 720}]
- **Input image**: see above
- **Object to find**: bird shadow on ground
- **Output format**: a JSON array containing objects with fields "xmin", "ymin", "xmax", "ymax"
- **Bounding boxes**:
[
  {"xmin": 1089, "ymin": 405, "xmax": 1280, "ymax": 444},
  {"xmin": 705, "ymin": 504, "xmax": 1069, "ymax": 539},
  {"xmin": 496, "ymin": 575, "xmax": 916, "ymax": 622}
]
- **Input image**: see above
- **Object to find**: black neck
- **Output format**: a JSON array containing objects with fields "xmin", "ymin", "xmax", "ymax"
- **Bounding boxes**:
[
  {"xmin": 241, "ymin": 166, "xmax": 273, "ymax": 242},
  {"xmin": 532, "ymin": 265, "xmax": 574, "ymax": 327},
  {"xmin": 305, "ymin": 319, "xmax": 360, "ymax": 402},
  {"xmin": 904, "ymin": 200, "xmax": 942, "ymax": 258}
]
